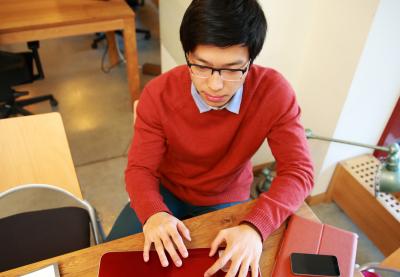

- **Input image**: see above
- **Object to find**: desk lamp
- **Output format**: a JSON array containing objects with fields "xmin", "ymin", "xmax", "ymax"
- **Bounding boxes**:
[{"xmin": 305, "ymin": 129, "xmax": 400, "ymax": 194}]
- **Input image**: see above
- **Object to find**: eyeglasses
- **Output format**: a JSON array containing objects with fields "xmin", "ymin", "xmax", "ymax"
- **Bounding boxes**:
[{"xmin": 186, "ymin": 57, "xmax": 251, "ymax": 81}]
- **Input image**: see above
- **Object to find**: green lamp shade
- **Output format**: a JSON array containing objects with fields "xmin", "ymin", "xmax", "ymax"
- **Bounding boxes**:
[{"xmin": 377, "ymin": 164, "xmax": 400, "ymax": 193}]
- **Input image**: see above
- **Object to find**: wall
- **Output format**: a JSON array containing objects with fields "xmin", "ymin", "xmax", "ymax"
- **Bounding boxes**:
[
  {"xmin": 159, "ymin": 0, "xmax": 189, "ymax": 71},
  {"xmin": 159, "ymin": 0, "xmax": 400, "ymax": 195},
  {"xmin": 314, "ymin": 0, "xmax": 400, "ymax": 194}
]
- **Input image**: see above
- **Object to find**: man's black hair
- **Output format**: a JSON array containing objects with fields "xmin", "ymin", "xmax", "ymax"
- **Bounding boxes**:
[{"xmin": 180, "ymin": 0, "xmax": 267, "ymax": 62}]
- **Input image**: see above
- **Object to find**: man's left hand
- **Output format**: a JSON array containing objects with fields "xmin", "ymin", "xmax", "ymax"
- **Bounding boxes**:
[{"xmin": 204, "ymin": 224, "xmax": 262, "ymax": 277}]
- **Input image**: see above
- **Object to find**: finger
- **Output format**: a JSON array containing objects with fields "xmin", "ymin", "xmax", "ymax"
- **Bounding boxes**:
[
  {"xmin": 170, "ymin": 228, "xmax": 189, "ymax": 258},
  {"xmin": 143, "ymin": 238, "xmax": 151, "ymax": 262},
  {"xmin": 209, "ymin": 231, "xmax": 225, "ymax": 257},
  {"xmin": 225, "ymin": 257, "xmax": 242, "ymax": 277},
  {"xmin": 154, "ymin": 238, "xmax": 169, "ymax": 267},
  {"xmin": 204, "ymin": 251, "xmax": 233, "ymax": 277},
  {"xmin": 161, "ymin": 234, "xmax": 182, "ymax": 267},
  {"xmin": 237, "ymin": 258, "xmax": 251, "ymax": 277},
  {"xmin": 177, "ymin": 221, "xmax": 191, "ymax": 241},
  {"xmin": 251, "ymin": 260, "xmax": 259, "ymax": 277}
]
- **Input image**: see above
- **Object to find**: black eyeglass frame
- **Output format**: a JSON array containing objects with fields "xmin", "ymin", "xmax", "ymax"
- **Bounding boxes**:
[{"xmin": 185, "ymin": 56, "xmax": 252, "ymax": 81}]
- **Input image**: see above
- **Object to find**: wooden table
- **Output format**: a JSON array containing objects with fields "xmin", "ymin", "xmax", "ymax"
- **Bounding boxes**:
[
  {"xmin": 0, "ymin": 0, "xmax": 140, "ymax": 101},
  {"xmin": 0, "ymin": 113, "xmax": 82, "ymax": 199},
  {"xmin": 0, "ymin": 201, "xmax": 319, "ymax": 276}
]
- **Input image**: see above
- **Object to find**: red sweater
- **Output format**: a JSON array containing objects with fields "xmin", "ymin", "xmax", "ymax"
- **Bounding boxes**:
[{"xmin": 125, "ymin": 65, "xmax": 314, "ymax": 240}]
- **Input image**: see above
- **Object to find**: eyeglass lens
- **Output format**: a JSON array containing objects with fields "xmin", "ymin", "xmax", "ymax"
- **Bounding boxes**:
[{"xmin": 190, "ymin": 66, "xmax": 244, "ymax": 80}]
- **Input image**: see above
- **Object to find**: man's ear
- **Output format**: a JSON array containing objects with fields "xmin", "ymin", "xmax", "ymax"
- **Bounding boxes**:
[{"xmin": 185, "ymin": 52, "xmax": 191, "ymax": 63}]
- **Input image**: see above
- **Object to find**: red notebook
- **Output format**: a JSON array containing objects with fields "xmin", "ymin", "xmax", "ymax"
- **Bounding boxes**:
[
  {"xmin": 272, "ymin": 215, "xmax": 358, "ymax": 277},
  {"xmin": 98, "ymin": 248, "xmax": 259, "ymax": 277}
]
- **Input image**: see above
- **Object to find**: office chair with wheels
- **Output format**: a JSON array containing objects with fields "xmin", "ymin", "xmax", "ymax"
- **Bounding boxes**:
[
  {"xmin": 126, "ymin": 0, "xmax": 152, "ymax": 39},
  {"xmin": 0, "ymin": 41, "xmax": 58, "ymax": 119},
  {"xmin": 91, "ymin": 0, "xmax": 151, "ymax": 50},
  {"xmin": 0, "ymin": 184, "xmax": 104, "ymax": 273}
]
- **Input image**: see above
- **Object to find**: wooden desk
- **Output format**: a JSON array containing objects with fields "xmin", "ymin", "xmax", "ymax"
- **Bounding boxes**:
[
  {"xmin": 0, "ymin": 201, "xmax": 319, "ymax": 276},
  {"xmin": 0, "ymin": 113, "xmax": 82, "ymax": 199},
  {"xmin": 0, "ymin": 0, "xmax": 140, "ymax": 100}
]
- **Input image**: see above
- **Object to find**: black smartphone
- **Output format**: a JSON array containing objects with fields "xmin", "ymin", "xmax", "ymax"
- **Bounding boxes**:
[{"xmin": 290, "ymin": 252, "xmax": 340, "ymax": 276}]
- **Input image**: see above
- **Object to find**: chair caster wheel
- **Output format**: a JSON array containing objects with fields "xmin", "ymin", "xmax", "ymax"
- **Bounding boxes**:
[{"xmin": 50, "ymin": 98, "xmax": 58, "ymax": 107}]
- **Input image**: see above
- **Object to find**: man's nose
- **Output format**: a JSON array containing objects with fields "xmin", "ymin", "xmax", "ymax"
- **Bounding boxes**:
[{"xmin": 207, "ymin": 71, "xmax": 223, "ymax": 91}]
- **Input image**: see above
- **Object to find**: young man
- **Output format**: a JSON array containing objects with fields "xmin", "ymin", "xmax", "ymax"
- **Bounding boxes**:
[{"xmin": 108, "ymin": 0, "xmax": 314, "ymax": 276}]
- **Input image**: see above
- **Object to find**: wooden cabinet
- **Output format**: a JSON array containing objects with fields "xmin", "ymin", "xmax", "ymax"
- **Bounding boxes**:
[{"xmin": 326, "ymin": 154, "xmax": 400, "ymax": 256}]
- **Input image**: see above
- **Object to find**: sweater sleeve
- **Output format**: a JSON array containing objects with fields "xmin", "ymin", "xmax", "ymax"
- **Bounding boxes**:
[
  {"xmin": 125, "ymin": 87, "xmax": 171, "ymax": 224},
  {"xmin": 242, "ymin": 81, "xmax": 314, "ymax": 241}
]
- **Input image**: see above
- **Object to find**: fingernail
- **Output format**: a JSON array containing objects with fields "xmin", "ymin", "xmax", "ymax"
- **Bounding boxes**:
[
  {"xmin": 143, "ymin": 255, "xmax": 148, "ymax": 262},
  {"xmin": 162, "ymin": 261, "xmax": 169, "ymax": 267},
  {"xmin": 176, "ymin": 260, "xmax": 182, "ymax": 267}
]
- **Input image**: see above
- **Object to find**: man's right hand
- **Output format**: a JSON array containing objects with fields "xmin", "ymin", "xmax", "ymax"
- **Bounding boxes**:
[{"xmin": 142, "ymin": 212, "xmax": 191, "ymax": 267}]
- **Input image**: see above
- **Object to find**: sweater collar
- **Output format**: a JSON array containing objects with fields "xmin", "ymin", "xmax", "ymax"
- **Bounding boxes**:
[{"xmin": 190, "ymin": 83, "xmax": 243, "ymax": 114}]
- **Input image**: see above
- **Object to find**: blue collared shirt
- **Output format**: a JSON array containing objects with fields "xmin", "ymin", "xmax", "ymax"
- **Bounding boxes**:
[{"xmin": 190, "ymin": 83, "xmax": 243, "ymax": 114}]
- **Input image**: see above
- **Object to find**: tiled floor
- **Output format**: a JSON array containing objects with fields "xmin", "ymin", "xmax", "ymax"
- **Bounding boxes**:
[{"xmin": 1, "ymin": 1, "xmax": 388, "ymax": 268}]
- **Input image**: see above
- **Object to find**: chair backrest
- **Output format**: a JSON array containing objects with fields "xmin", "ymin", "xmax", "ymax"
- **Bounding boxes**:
[
  {"xmin": 0, "ymin": 50, "xmax": 34, "ymax": 87},
  {"xmin": 0, "ymin": 207, "xmax": 89, "ymax": 272},
  {"xmin": 0, "ymin": 50, "xmax": 33, "ymax": 104},
  {"xmin": 0, "ymin": 184, "xmax": 103, "ymax": 272}
]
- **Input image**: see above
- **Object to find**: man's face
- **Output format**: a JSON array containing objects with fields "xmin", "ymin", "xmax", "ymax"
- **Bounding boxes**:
[{"xmin": 187, "ymin": 44, "xmax": 250, "ymax": 108}]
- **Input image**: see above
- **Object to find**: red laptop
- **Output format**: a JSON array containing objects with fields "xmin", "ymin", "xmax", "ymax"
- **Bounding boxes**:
[{"xmin": 98, "ymin": 248, "xmax": 257, "ymax": 277}]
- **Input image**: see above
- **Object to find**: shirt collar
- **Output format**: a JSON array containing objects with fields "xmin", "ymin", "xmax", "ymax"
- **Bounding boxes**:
[{"xmin": 190, "ymin": 83, "xmax": 243, "ymax": 114}]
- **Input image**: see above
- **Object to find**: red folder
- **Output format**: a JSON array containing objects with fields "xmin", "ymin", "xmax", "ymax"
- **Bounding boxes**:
[
  {"xmin": 98, "ymin": 248, "xmax": 259, "ymax": 277},
  {"xmin": 272, "ymin": 215, "xmax": 358, "ymax": 277}
]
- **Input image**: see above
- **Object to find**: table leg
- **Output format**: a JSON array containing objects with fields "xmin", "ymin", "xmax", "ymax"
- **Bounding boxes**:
[
  {"xmin": 123, "ymin": 17, "xmax": 140, "ymax": 101},
  {"xmin": 106, "ymin": 31, "xmax": 119, "ymax": 66}
]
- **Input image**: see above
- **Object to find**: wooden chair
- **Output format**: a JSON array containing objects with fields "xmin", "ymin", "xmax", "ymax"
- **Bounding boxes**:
[{"xmin": 0, "ymin": 113, "xmax": 103, "ymax": 272}]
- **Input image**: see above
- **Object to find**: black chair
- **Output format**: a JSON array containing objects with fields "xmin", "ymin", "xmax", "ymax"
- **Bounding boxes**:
[
  {"xmin": 0, "ymin": 184, "xmax": 104, "ymax": 272},
  {"xmin": 91, "ymin": 0, "xmax": 151, "ymax": 49},
  {"xmin": 0, "ymin": 41, "xmax": 58, "ymax": 119}
]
